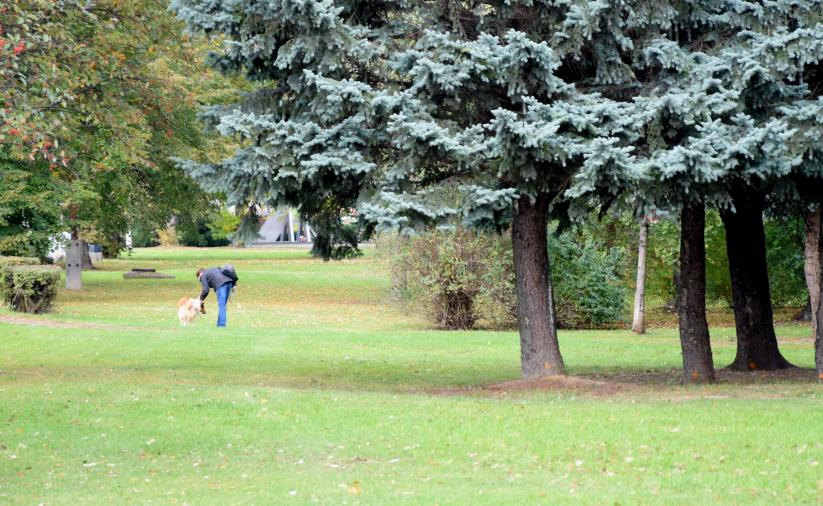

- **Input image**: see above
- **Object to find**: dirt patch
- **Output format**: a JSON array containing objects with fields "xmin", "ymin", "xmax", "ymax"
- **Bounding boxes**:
[
  {"xmin": 429, "ymin": 375, "xmax": 632, "ymax": 398},
  {"xmin": 585, "ymin": 367, "xmax": 819, "ymax": 385},
  {"xmin": 715, "ymin": 366, "xmax": 819, "ymax": 383},
  {"xmin": 430, "ymin": 367, "xmax": 820, "ymax": 398},
  {"xmin": 777, "ymin": 336, "xmax": 815, "ymax": 344},
  {"xmin": 0, "ymin": 315, "xmax": 131, "ymax": 330},
  {"xmin": 582, "ymin": 370, "xmax": 680, "ymax": 387}
]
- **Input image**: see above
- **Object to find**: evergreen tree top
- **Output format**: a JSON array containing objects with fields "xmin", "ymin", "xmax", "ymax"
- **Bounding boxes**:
[{"xmin": 171, "ymin": 0, "xmax": 823, "ymax": 247}]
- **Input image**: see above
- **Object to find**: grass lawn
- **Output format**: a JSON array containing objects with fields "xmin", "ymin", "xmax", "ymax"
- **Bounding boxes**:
[{"xmin": 1, "ymin": 246, "xmax": 822, "ymax": 504}]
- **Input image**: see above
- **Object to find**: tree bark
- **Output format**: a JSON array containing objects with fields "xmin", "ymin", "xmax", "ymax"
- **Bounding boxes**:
[
  {"xmin": 720, "ymin": 188, "xmax": 792, "ymax": 370},
  {"xmin": 678, "ymin": 204, "xmax": 715, "ymax": 383},
  {"xmin": 632, "ymin": 219, "xmax": 649, "ymax": 334},
  {"xmin": 816, "ymin": 210, "xmax": 823, "ymax": 383},
  {"xmin": 804, "ymin": 208, "xmax": 821, "ymax": 338},
  {"xmin": 511, "ymin": 193, "xmax": 565, "ymax": 377},
  {"xmin": 81, "ymin": 242, "xmax": 95, "ymax": 270}
]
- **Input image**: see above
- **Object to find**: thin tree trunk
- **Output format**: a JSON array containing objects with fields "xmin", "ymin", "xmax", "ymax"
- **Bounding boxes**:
[
  {"xmin": 804, "ymin": 208, "xmax": 821, "ymax": 338},
  {"xmin": 81, "ymin": 242, "xmax": 95, "ymax": 270},
  {"xmin": 678, "ymin": 204, "xmax": 715, "ymax": 383},
  {"xmin": 511, "ymin": 193, "xmax": 564, "ymax": 377},
  {"xmin": 816, "ymin": 210, "xmax": 823, "ymax": 382},
  {"xmin": 632, "ymin": 219, "xmax": 649, "ymax": 334},
  {"xmin": 720, "ymin": 187, "xmax": 792, "ymax": 370},
  {"xmin": 69, "ymin": 205, "xmax": 79, "ymax": 240}
]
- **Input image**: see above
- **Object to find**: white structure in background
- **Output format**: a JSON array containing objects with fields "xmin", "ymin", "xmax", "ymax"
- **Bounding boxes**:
[
  {"xmin": 48, "ymin": 232, "xmax": 72, "ymax": 261},
  {"xmin": 88, "ymin": 244, "xmax": 103, "ymax": 264},
  {"xmin": 254, "ymin": 208, "xmax": 313, "ymax": 245},
  {"xmin": 48, "ymin": 232, "xmax": 101, "ymax": 266}
]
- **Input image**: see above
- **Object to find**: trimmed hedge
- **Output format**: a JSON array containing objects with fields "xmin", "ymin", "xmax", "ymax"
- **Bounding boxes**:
[
  {"xmin": 0, "ymin": 256, "xmax": 59, "ymax": 314},
  {"xmin": 2, "ymin": 266, "xmax": 60, "ymax": 314},
  {"xmin": 0, "ymin": 256, "xmax": 39, "ymax": 300},
  {"xmin": 0, "ymin": 255, "xmax": 40, "ymax": 269}
]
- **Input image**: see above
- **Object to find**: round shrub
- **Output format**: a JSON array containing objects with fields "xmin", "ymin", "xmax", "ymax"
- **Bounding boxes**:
[
  {"xmin": 549, "ymin": 232, "xmax": 629, "ymax": 328},
  {"xmin": 2, "ymin": 265, "xmax": 59, "ymax": 314},
  {"xmin": 0, "ymin": 255, "xmax": 41, "ymax": 301}
]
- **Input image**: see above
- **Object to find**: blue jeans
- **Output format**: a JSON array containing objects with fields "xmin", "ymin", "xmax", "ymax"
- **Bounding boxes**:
[{"xmin": 216, "ymin": 283, "xmax": 232, "ymax": 327}]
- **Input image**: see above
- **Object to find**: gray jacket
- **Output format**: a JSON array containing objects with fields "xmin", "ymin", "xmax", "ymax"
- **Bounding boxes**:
[{"xmin": 199, "ymin": 267, "xmax": 233, "ymax": 300}]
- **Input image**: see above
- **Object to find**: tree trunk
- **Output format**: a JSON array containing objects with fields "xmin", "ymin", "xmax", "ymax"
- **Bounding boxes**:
[
  {"xmin": 511, "ymin": 193, "xmax": 565, "ymax": 377},
  {"xmin": 678, "ymin": 204, "xmax": 715, "ymax": 383},
  {"xmin": 816, "ymin": 214, "xmax": 823, "ymax": 383},
  {"xmin": 632, "ymin": 219, "xmax": 649, "ymax": 334},
  {"xmin": 792, "ymin": 297, "xmax": 811, "ymax": 322},
  {"xmin": 81, "ymin": 243, "xmax": 95, "ymax": 270},
  {"xmin": 720, "ymin": 188, "xmax": 792, "ymax": 370},
  {"xmin": 804, "ymin": 208, "xmax": 821, "ymax": 338}
]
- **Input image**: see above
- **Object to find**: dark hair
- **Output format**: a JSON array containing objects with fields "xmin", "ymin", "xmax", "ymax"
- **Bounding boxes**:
[{"xmin": 196, "ymin": 268, "xmax": 205, "ymax": 277}]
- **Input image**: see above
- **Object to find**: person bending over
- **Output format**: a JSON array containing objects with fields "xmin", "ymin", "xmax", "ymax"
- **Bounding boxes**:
[{"xmin": 196, "ymin": 267, "xmax": 235, "ymax": 327}]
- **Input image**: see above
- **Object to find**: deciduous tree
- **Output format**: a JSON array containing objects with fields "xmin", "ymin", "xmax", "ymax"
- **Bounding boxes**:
[{"xmin": 2, "ymin": 0, "xmax": 230, "ymax": 285}]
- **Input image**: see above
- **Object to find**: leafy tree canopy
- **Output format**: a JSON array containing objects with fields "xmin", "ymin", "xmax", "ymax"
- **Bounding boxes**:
[{"xmin": 1, "ymin": 0, "xmax": 235, "ymax": 255}]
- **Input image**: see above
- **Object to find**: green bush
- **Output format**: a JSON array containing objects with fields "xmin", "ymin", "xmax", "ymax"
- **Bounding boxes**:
[
  {"xmin": 0, "ymin": 256, "xmax": 40, "ymax": 300},
  {"xmin": 764, "ymin": 217, "xmax": 807, "ymax": 307},
  {"xmin": 206, "ymin": 209, "xmax": 241, "ymax": 244},
  {"xmin": 549, "ymin": 231, "xmax": 629, "ymax": 328},
  {"xmin": 1, "ymin": 261, "xmax": 59, "ymax": 314},
  {"xmin": 129, "ymin": 225, "xmax": 161, "ymax": 248},
  {"xmin": 177, "ymin": 208, "xmax": 241, "ymax": 248}
]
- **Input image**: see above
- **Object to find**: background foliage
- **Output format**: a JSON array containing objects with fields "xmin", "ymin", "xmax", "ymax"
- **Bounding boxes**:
[
  {"xmin": 379, "ymin": 226, "xmax": 628, "ymax": 330},
  {"xmin": 0, "ymin": 0, "xmax": 236, "ymax": 256},
  {"xmin": 380, "ymin": 209, "xmax": 810, "ymax": 331}
]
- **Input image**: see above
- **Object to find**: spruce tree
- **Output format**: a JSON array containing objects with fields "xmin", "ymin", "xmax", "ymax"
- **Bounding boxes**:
[
  {"xmin": 170, "ymin": 0, "xmax": 388, "ymax": 259},
  {"xmin": 173, "ymin": 0, "xmax": 667, "ymax": 377},
  {"xmin": 364, "ymin": 32, "xmax": 646, "ymax": 376},
  {"xmin": 681, "ymin": 1, "xmax": 823, "ymax": 371},
  {"xmin": 570, "ymin": 1, "xmax": 823, "ymax": 377}
]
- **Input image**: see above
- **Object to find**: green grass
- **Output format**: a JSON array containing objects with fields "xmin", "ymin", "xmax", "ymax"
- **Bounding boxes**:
[{"xmin": 1, "ymin": 246, "xmax": 822, "ymax": 504}]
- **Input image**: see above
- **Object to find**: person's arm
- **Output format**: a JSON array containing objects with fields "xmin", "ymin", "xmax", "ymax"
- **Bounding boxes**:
[{"xmin": 199, "ymin": 275, "xmax": 210, "ymax": 301}]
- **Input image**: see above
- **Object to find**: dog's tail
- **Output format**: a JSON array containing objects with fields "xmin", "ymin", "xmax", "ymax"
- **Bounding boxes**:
[{"xmin": 178, "ymin": 296, "xmax": 189, "ymax": 307}]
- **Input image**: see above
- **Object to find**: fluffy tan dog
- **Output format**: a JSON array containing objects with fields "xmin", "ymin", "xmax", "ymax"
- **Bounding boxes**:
[{"xmin": 177, "ymin": 297, "xmax": 202, "ymax": 326}]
